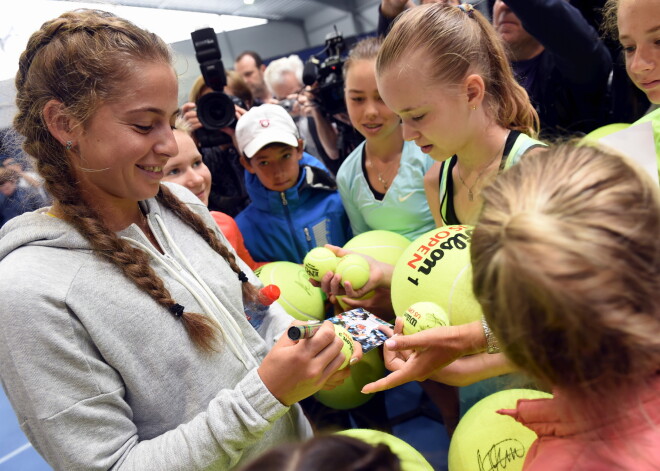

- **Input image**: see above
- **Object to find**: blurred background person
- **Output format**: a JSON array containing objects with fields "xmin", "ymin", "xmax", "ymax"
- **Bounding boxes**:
[
  {"xmin": 264, "ymin": 54, "xmax": 334, "ymax": 168},
  {"xmin": 235, "ymin": 50, "xmax": 276, "ymax": 106},
  {"xmin": 181, "ymin": 74, "xmax": 252, "ymax": 217},
  {"xmin": 0, "ymin": 167, "xmax": 49, "ymax": 227}
]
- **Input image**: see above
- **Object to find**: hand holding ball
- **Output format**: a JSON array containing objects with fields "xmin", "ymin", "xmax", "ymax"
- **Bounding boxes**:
[
  {"xmin": 303, "ymin": 247, "xmax": 338, "ymax": 281},
  {"xmin": 402, "ymin": 301, "xmax": 450, "ymax": 335},
  {"xmin": 335, "ymin": 254, "xmax": 370, "ymax": 290}
]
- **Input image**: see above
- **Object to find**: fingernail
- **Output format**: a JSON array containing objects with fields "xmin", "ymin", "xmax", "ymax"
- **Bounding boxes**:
[
  {"xmin": 349, "ymin": 357, "xmax": 359, "ymax": 365},
  {"xmin": 385, "ymin": 339, "xmax": 397, "ymax": 348}
]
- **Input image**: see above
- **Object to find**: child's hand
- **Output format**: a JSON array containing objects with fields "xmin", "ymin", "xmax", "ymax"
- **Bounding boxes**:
[
  {"xmin": 309, "ymin": 244, "xmax": 394, "ymax": 299},
  {"xmin": 257, "ymin": 321, "xmax": 359, "ymax": 405}
]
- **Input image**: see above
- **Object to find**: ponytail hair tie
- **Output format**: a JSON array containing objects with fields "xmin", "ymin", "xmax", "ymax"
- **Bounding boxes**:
[
  {"xmin": 457, "ymin": 3, "xmax": 475, "ymax": 17},
  {"xmin": 238, "ymin": 271, "xmax": 249, "ymax": 283},
  {"xmin": 169, "ymin": 303, "xmax": 185, "ymax": 318}
]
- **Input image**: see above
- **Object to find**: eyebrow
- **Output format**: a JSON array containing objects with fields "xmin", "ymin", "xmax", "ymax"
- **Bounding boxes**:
[
  {"xmin": 620, "ymin": 24, "xmax": 660, "ymax": 41},
  {"xmin": 126, "ymin": 107, "xmax": 181, "ymax": 118}
]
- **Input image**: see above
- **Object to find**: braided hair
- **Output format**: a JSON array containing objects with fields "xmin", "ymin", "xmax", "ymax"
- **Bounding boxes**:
[{"xmin": 13, "ymin": 9, "xmax": 258, "ymax": 352}]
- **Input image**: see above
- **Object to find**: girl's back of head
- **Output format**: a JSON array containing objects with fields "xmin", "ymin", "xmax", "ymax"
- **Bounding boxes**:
[
  {"xmin": 472, "ymin": 142, "xmax": 660, "ymax": 412},
  {"xmin": 376, "ymin": 3, "xmax": 538, "ymax": 137},
  {"xmin": 238, "ymin": 434, "xmax": 402, "ymax": 471}
]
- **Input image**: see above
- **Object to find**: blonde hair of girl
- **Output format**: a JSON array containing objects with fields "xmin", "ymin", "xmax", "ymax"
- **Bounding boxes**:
[
  {"xmin": 13, "ymin": 9, "xmax": 258, "ymax": 352},
  {"xmin": 376, "ymin": 3, "xmax": 539, "ymax": 138},
  {"xmin": 472, "ymin": 142, "xmax": 660, "ymax": 415}
]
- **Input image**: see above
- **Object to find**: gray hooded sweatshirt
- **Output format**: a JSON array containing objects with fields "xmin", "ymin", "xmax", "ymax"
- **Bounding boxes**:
[{"xmin": 0, "ymin": 182, "xmax": 312, "ymax": 470}]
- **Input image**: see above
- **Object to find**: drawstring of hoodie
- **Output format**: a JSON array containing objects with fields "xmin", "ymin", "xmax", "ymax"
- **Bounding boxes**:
[{"xmin": 121, "ymin": 213, "xmax": 258, "ymax": 370}]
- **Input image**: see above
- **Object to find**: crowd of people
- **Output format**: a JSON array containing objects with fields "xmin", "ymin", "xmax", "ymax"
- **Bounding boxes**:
[{"xmin": 0, "ymin": 0, "xmax": 658, "ymax": 470}]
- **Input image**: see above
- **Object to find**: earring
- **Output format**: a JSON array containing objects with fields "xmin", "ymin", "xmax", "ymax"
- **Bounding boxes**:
[
  {"xmin": 471, "ymin": 105, "xmax": 477, "ymax": 111},
  {"xmin": 65, "ymin": 140, "xmax": 73, "ymax": 151}
]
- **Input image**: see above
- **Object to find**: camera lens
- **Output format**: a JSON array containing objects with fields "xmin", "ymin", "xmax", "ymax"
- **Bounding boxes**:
[{"xmin": 196, "ymin": 92, "xmax": 237, "ymax": 129}]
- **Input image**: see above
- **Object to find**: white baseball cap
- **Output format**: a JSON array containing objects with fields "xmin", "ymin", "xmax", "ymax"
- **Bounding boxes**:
[{"xmin": 235, "ymin": 104, "xmax": 300, "ymax": 158}]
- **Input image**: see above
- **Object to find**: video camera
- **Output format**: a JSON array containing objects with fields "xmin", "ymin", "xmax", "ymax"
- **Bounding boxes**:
[
  {"xmin": 190, "ymin": 27, "xmax": 245, "ymax": 147},
  {"xmin": 302, "ymin": 27, "xmax": 347, "ymax": 117}
]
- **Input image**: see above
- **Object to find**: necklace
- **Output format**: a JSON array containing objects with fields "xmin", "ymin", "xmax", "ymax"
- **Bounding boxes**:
[
  {"xmin": 366, "ymin": 155, "xmax": 400, "ymax": 192},
  {"xmin": 456, "ymin": 132, "xmax": 509, "ymax": 202}
]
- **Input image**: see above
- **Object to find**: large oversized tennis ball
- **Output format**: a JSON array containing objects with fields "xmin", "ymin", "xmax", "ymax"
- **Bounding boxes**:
[
  {"xmin": 343, "ymin": 230, "xmax": 411, "ymax": 265},
  {"xmin": 337, "ymin": 429, "xmax": 434, "ymax": 471},
  {"xmin": 402, "ymin": 301, "xmax": 450, "ymax": 335},
  {"xmin": 303, "ymin": 247, "xmax": 339, "ymax": 282},
  {"xmin": 336, "ymin": 231, "xmax": 410, "ymax": 311},
  {"xmin": 391, "ymin": 225, "xmax": 482, "ymax": 326},
  {"xmin": 448, "ymin": 388, "xmax": 553, "ymax": 471},
  {"xmin": 315, "ymin": 348, "xmax": 386, "ymax": 410},
  {"xmin": 582, "ymin": 122, "xmax": 631, "ymax": 142},
  {"xmin": 334, "ymin": 324, "xmax": 354, "ymax": 370},
  {"xmin": 255, "ymin": 262, "xmax": 325, "ymax": 321},
  {"xmin": 335, "ymin": 254, "xmax": 370, "ymax": 290}
]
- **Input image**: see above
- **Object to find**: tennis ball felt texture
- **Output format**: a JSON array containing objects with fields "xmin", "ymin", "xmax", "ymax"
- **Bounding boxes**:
[
  {"xmin": 402, "ymin": 301, "xmax": 450, "ymax": 335},
  {"xmin": 303, "ymin": 247, "xmax": 339, "ymax": 282},
  {"xmin": 448, "ymin": 388, "xmax": 552, "ymax": 471},
  {"xmin": 343, "ymin": 230, "xmax": 411, "ymax": 266},
  {"xmin": 391, "ymin": 225, "xmax": 482, "ymax": 325},
  {"xmin": 255, "ymin": 262, "xmax": 324, "ymax": 321},
  {"xmin": 334, "ymin": 324, "xmax": 355, "ymax": 370},
  {"xmin": 335, "ymin": 254, "xmax": 370, "ymax": 290},
  {"xmin": 315, "ymin": 348, "xmax": 386, "ymax": 409},
  {"xmin": 337, "ymin": 429, "xmax": 434, "ymax": 471}
]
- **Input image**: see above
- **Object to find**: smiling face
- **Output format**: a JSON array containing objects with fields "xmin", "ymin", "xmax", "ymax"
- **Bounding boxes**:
[
  {"xmin": 241, "ymin": 142, "xmax": 303, "ymax": 192},
  {"xmin": 70, "ymin": 61, "xmax": 179, "ymax": 211},
  {"xmin": 345, "ymin": 58, "xmax": 402, "ymax": 142},
  {"xmin": 377, "ymin": 55, "xmax": 470, "ymax": 162},
  {"xmin": 163, "ymin": 129, "xmax": 212, "ymax": 205},
  {"xmin": 618, "ymin": 0, "xmax": 660, "ymax": 104}
]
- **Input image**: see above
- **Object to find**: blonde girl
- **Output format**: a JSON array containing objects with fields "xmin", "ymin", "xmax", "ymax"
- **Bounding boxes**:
[
  {"xmin": 472, "ymin": 142, "xmax": 660, "ymax": 469},
  {"xmin": 337, "ymin": 35, "xmax": 436, "ymax": 241}
]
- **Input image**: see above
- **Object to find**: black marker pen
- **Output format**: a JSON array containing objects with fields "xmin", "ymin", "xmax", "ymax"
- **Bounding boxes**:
[{"xmin": 288, "ymin": 322, "xmax": 324, "ymax": 341}]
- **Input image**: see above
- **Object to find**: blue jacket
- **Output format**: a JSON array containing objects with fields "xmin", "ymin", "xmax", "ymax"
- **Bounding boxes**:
[{"xmin": 236, "ymin": 153, "xmax": 352, "ymax": 263}]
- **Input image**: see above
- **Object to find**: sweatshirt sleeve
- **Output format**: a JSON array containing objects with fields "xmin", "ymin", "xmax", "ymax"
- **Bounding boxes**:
[{"xmin": 0, "ymin": 267, "xmax": 294, "ymax": 471}]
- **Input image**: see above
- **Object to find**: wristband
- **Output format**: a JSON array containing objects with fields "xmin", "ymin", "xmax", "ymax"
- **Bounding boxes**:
[{"xmin": 481, "ymin": 317, "xmax": 500, "ymax": 354}]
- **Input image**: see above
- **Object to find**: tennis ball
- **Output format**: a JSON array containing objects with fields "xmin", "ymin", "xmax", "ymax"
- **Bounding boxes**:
[
  {"xmin": 255, "ymin": 262, "xmax": 325, "ymax": 321},
  {"xmin": 337, "ymin": 429, "xmax": 434, "ymax": 471},
  {"xmin": 402, "ymin": 301, "xmax": 449, "ymax": 335},
  {"xmin": 303, "ymin": 247, "xmax": 339, "ymax": 282},
  {"xmin": 391, "ymin": 225, "xmax": 482, "ymax": 326},
  {"xmin": 448, "ymin": 389, "xmax": 553, "ymax": 471},
  {"xmin": 315, "ymin": 348, "xmax": 386, "ymax": 409},
  {"xmin": 334, "ymin": 324, "xmax": 355, "ymax": 370},
  {"xmin": 343, "ymin": 230, "xmax": 411, "ymax": 265},
  {"xmin": 335, "ymin": 254, "xmax": 370, "ymax": 290}
]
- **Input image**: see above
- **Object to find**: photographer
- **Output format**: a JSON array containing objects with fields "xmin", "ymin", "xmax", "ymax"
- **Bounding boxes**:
[
  {"xmin": 181, "ymin": 76, "xmax": 250, "ymax": 217},
  {"xmin": 302, "ymin": 31, "xmax": 364, "ymax": 175},
  {"xmin": 181, "ymin": 28, "xmax": 253, "ymax": 217},
  {"xmin": 264, "ymin": 55, "xmax": 334, "ymax": 169}
]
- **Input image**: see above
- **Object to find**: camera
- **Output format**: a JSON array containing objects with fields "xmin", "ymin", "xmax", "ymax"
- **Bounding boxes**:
[
  {"xmin": 191, "ymin": 27, "xmax": 244, "ymax": 147},
  {"xmin": 277, "ymin": 98, "xmax": 296, "ymax": 113},
  {"xmin": 302, "ymin": 28, "xmax": 347, "ymax": 116}
]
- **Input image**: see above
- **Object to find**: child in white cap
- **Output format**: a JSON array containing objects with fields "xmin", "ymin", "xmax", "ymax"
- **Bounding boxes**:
[{"xmin": 235, "ymin": 104, "xmax": 352, "ymax": 263}]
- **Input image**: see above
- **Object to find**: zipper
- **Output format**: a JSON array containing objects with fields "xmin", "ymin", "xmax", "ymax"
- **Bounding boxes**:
[{"xmin": 280, "ymin": 191, "xmax": 305, "ymax": 261}]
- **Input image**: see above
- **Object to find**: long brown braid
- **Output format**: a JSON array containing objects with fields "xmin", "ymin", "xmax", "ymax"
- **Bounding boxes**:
[{"xmin": 13, "ymin": 9, "xmax": 257, "ymax": 352}]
